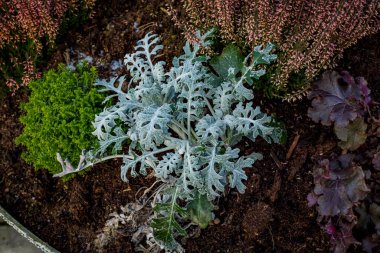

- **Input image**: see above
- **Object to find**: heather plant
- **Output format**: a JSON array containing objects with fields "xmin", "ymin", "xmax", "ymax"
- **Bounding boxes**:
[
  {"xmin": 0, "ymin": 0, "xmax": 95, "ymax": 93},
  {"xmin": 16, "ymin": 63, "xmax": 105, "ymax": 180},
  {"xmin": 171, "ymin": 0, "xmax": 380, "ymax": 98},
  {"xmin": 55, "ymin": 31, "xmax": 284, "ymax": 249}
]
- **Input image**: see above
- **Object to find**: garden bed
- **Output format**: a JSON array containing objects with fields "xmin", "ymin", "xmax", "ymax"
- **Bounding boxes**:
[{"xmin": 0, "ymin": 0, "xmax": 379, "ymax": 252}]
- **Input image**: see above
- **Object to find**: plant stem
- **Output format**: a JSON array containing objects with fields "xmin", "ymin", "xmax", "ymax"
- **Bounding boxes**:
[
  {"xmin": 187, "ymin": 96, "xmax": 192, "ymax": 141},
  {"xmin": 84, "ymin": 154, "xmax": 131, "ymax": 170},
  {"xmin": 170, "ymin": 122, "xmax": 188, "ymax": 140},
  {"xmin": 205, "ymin": 97, "xmax": 217, "ymax": 118},
  {"xmin": 171, "ymin": 119, "xmax": 199, "ymax": 142}
]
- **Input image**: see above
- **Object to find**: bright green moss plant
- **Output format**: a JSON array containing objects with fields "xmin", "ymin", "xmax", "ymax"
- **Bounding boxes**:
[{"xmin": 16, "ymin": 63, "xmax": 105, "ymax": 180}]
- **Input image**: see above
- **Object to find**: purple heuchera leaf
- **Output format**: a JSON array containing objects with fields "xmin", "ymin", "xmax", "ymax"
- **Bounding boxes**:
[
  {"xmin": 308, "ymin": 71, "xmax": 370, "ymax": 127},
  {"xmin": 356, "ymin": 76, "xmax": 371, "ymax": 108},
  {"xmin": 359, "ymin": 204, "xmax": 380, "ymax": 253},
  {"xmin": 314, "ymin": 183, "xmax": 351, "ymax": 216},
  {"xmin": 372, "ymin": 152, "xmax": 380, "ymax": 171},
  {"xmin": 370, "ymin": 203, "xmax": 380, "ymax": 234},
  {"xmin": 307, "ymin": 192, "xmax": 318, "ymax": 207},
  {"xmin": 334, "ymin": 117, "xmax": 367, "ymax": 151},
  {"xmin": 362, "ymin": 236, "xmax": 380, "ymax": 253},
  {"xmin": 325, "ymin": 219, "xmax": 359, "ymax": 253},
  {"xmin": 311, "ymin": 154, "xmax": 370, "ymax": 216}
]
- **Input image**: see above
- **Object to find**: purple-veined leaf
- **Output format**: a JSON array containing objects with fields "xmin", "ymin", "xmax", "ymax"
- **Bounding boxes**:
[
  {"xmin": 370, "ymin": 203, "xmax": 380, "ymax": 234},
  {"xmin": 315, "ymin": 182, "xmax": 351, "ymax": 216},
  {"xmin": 334, "ymin": 117, "xmax": 367, "ymax": 151},
  {"xmin": 358, "ymin": 204, "xmax": 380, "ymax": 253},
  {"xmin": 325, "ymin": 219, "xmax": 359, "ymax": 253},
  {"xmin": 356, "ymin": 76, "xmax": 371, "ymax": 108},
  {"xmin": 308, "ymin": 71, "xmax": 370, "ymax": 127},
  {"xmin": 372, "ymin": 152, "xmax": 380, "ymax": 171},
  {"xmin": 362, "ymin": 236, "xmax": 380, "ymax": 253},
  {"xmin": 307, "ymin": 192, "xmax": 318, "ymax": 207},
  {"xmin": 311, "ymin": 155, "xmax": 370, "ymax": 216}
]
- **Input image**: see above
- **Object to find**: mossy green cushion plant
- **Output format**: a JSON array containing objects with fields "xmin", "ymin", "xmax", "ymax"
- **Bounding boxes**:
[{"xmin": 16, "ymin": 63, "xmax": 105, "ymax": 180}]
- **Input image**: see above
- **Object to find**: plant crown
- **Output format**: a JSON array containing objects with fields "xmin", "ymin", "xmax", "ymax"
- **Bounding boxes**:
[{"xmin": 55, "ymin": 31, "xmax": 283, "ymax": 247}]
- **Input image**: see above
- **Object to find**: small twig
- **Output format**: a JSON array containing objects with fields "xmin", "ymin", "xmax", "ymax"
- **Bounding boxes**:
[
  {"xmin": 138, "ymin": 22, "xmax": 157, "ymax": 32},
  {"xmin": 160, "ymin": 7, "xmax": 170, "ymax": 15},
  {"xmin": 270, "ymin": 150, "xmax": 283, "ymax": 169},
  {"xmin": 268, "ymin": 225, "xmax": 275, "ymax": 250},
  {"xmin": 84, "ymin": 24, "xmax": 96, "ymax": 31},
  {"xmin": 268, "ymin": 171, "xmax": 281, "ymax": 202},
  {"xmin": 286, "ymin": 133, "xmax": 300, "ymax": 160}
]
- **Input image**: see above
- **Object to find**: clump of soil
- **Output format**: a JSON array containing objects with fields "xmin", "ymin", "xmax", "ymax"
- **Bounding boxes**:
[{"xmin": 242, "ymin": 202, "xmax": 273, "ymax": 240}]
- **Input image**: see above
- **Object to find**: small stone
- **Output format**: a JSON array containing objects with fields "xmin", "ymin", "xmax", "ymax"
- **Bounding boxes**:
[{"xmin": 213, "ymin": 218, "xmax": 220, "ymax": 225}]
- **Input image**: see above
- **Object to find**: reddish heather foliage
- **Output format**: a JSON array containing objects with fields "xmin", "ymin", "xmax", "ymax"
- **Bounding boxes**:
[
  {"xmin": 0, "ymin": 0, "xmax": 95, "ymax": 93},
  {"xmin": 171, "ymin": 0, "xmax": 380, "ymax": 97}
]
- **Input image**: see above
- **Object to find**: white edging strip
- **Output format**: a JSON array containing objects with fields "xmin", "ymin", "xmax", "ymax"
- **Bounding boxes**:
[{"xmin": 0, "ymin": 205, "xmax": 60, "ymax": 253}]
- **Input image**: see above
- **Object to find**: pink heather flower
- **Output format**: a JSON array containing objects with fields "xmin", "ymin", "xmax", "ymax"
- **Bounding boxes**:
[{"xmin": 0, "ymin": 0, "xmax": 95, "ymax": 92}]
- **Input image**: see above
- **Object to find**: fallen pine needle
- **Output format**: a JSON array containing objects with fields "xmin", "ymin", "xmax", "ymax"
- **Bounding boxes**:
[{"xmin": 270, "ymin": 150, "xmax": 283, "ymax": 169}]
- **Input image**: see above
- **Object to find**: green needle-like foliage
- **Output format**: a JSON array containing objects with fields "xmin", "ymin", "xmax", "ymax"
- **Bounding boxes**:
[{"xmin": 16, "ymin": 63, "xmax": 105, "ymax": 180}]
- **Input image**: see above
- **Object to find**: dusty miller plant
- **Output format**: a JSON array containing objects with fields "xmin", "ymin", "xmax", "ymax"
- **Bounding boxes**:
[{"xmin": 55, "ymin": 30, "xmax": 282, "ymax": 249}]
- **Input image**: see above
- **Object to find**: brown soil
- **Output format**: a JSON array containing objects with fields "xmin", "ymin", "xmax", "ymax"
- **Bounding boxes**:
[{"xmin": 1, "ymin": 1, "xmax": 379, "ymax": 253}]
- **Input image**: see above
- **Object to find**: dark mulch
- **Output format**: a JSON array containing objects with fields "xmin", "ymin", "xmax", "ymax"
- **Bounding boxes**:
[{"xmin": 1, "ymin": 1, "xmax": 379, "ymax": 252}]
